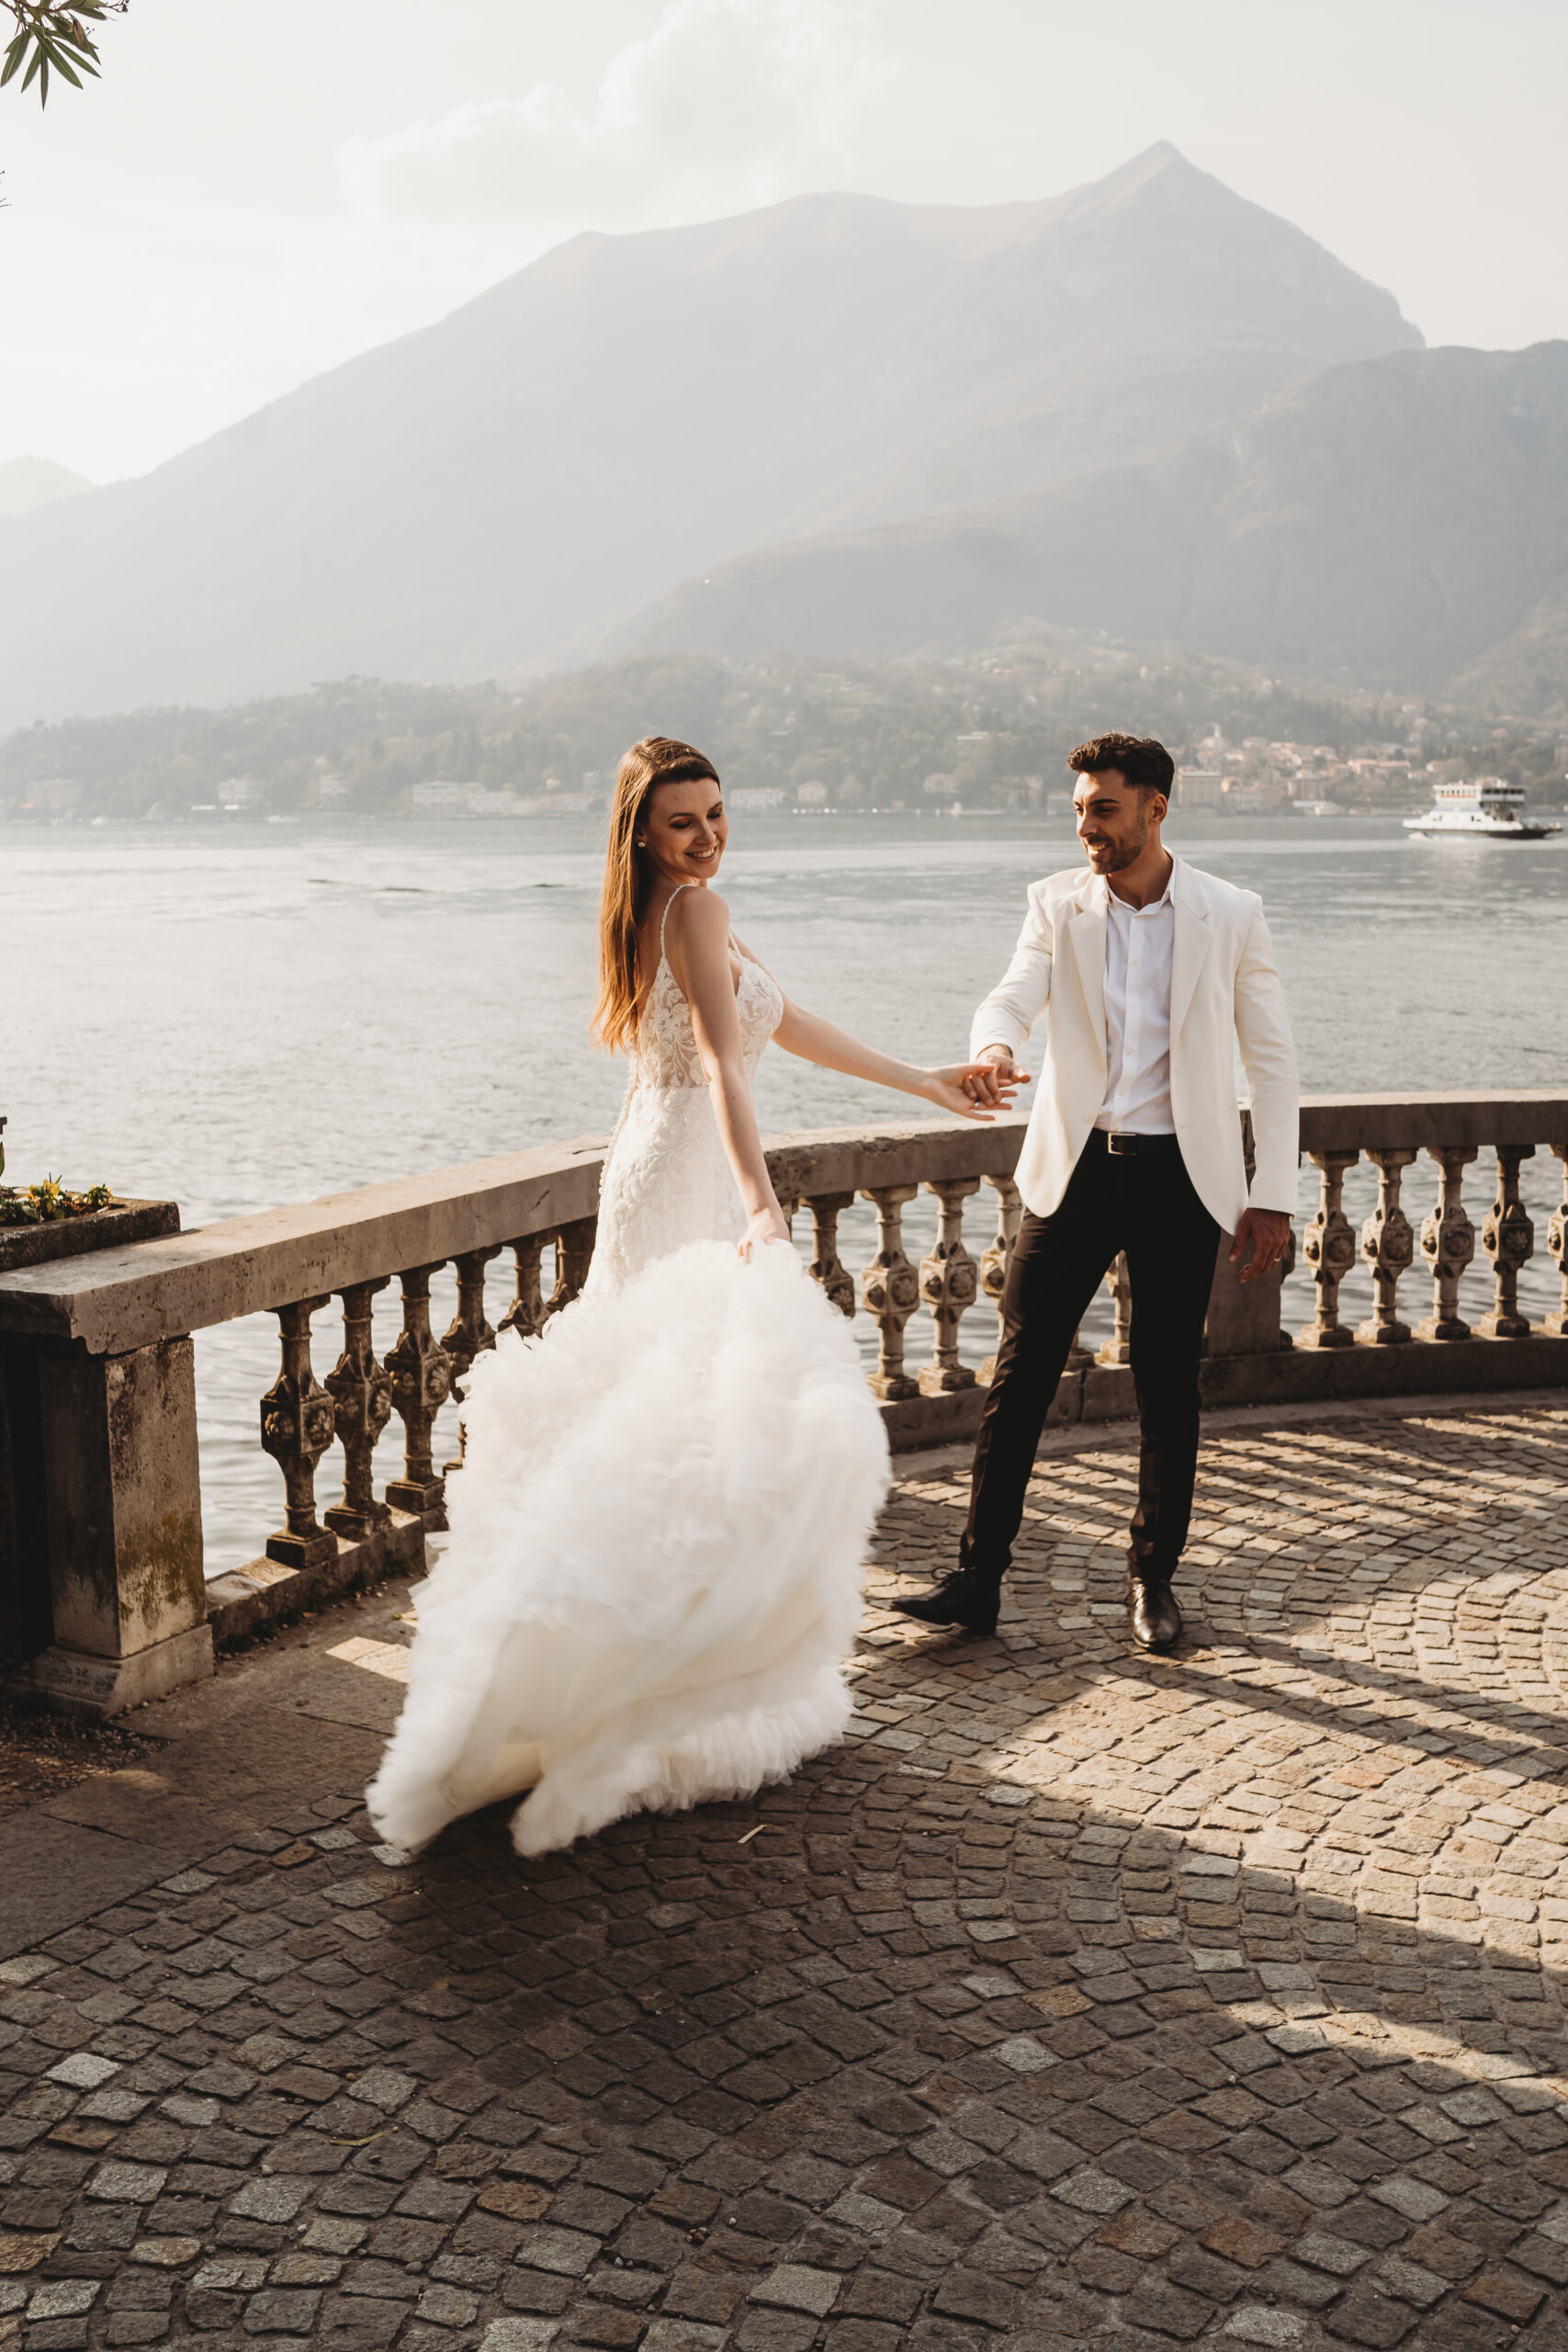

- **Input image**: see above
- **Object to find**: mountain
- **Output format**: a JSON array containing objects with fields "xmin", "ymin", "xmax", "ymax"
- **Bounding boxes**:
[
  {"xmin": 0, "ymin": 144, "xmax": 1419, "ymax": 729},
  {"xmin": 768, "ymin": 141, "xmax": 1423, "ymax": 540},
  {"xmin": 616, "ymin": 341, "xmax": 1568, "ymax": 707},
  {"xmin": 0, "ymin": 456, "xmax": 92, "ymax": 517}
]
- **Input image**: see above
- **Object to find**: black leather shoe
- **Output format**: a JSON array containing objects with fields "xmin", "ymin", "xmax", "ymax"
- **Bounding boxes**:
[
  {"xmin": 890, "ymin": 1570, "xmax": 999, "ymax": 1636},
  {"xmin": 1129, "ymin": 1575, "xmax": 1181, "ymax": 1652}
]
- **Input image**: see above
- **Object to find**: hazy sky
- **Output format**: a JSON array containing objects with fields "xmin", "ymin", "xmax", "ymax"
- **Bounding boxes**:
[{"xmin": 5, "ymin": 0, "xmax": 1565, "ymax": 484}]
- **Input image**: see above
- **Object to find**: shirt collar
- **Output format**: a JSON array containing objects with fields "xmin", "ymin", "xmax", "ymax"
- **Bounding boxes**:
[{"xmin": 1097, "ymin": 864, "xmax": 1174, "ymax": 919}]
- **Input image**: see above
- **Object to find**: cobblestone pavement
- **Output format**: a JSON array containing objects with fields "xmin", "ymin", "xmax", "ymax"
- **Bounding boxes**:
[{"xmin": 4, "ymin": 1396, "xmax": 1568, "ymax": 2352}]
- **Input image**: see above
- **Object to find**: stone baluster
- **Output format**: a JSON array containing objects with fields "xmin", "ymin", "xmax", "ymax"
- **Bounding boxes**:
[
  {"xmin": 259, "ymin": 1295, "xmax": 338, "ymax": 1569},
  {"xmin": 1298, "ymin": 1149, "xmax": 1359, "ymax": 1348},
  {"xmin": 444, "ymin": 1248, "xmax": 502, "ymax": 1385},
  {"xmin": 1479, "ymin": 1145, "xmax": 1536, "ymax": 1339},
  {"xmin": 499, "ymin": 1237, "xmax": 548, "ymax": 1340},
  {"xmin": 546, "ymin": 1218, "xmax": 597, "ymax": 1320},
  {"xmin": 919, "ymin": 1178, "xmax": 981, "ymax": 1395},
  {"xmin": 804, "ymin": 1193, "xmax": 856, "ymax": 1317},
  {"xmin": 1357, "ymin": 1148, "xmax": 1418, "ymax": 1345},
  {"xmin": 385, "ymin": 1264, "xmax": 454, "ymax": 1516},
  {"xmin": 978, "ymin": 1173, "xmax": 1021, "ymax": 1383},
  {"xmin": 1098, "ymin": 1253, "xmax": 1133, "ymax": 1366},
  {"xmin": 860, "ymin": 1183, "xmax": 921, "ymax": 1400},
  {"xmin": 442, "ymin": 1246, "xmax": 502, "ymax": 1475},
  {"xmin": 1547, "ymin": 1146, "xmax": 1568, "ymax": 1338},
  {"xmin": 323, "ymin": 1279, "xmax": 393, "ymax": 1539},
  {"xmin": 1418, "ymin": 1146, "xmax": 1479, "ymax": 1340}
]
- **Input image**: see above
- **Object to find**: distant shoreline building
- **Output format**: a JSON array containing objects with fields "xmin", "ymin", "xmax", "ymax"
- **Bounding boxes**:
[
  {"xmin": 20, "ymin": 776, "xmax": 81, "ymax": 814},
  {"xmin": 212, "ymin": 775, "xmax": 268, "ymax": 811},
  {"xmin": 410, "ymin": 779, "xmax": 605, "ymax": 818}
]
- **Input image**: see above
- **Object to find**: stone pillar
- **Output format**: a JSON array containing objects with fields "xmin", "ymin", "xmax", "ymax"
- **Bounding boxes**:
[
  {"xmin": 324, "ymin": 1280, "xmax": 393, "ymax": 1539},
  {"xmin": 860, "ymin": 1183, "xmax": 920, "ymax": 1401},
  {"xmin": 260, "ymin": 1296, "xmax": 337, "ymax": 1569},
  {"xmin": 25, "ymin": 1337, "xmax": 212, "ymax": 1717},
  {"xmin": 1204, "ymin": 1224, "xmax": 1292, "ymax": 1357},
  {"xmin": 1479, "ymin": 1145, "xmax": 1536, "ymax": 1339},
  {"xmin": 445, "ymin": 1249, "xmax": 501, "ymax": 1383},
  {"xmin": 386, "ymin": 1264, "xmax": 453, "ymax": 1519},
  {"xmin": 1203, "ymin": 1102, "xmax": 1293, "ymax": 1358},
  {"xmin": 1418, "ymin": 1146, "xmax": 1478, "ymax": 1340},
  {"xmin": 804, "ymin": 1193, "xmax": 857, "ymax": 1317},
  {"xmin": 918, "ymin": 1178, "xmax": 981, "ymax": 1395},
  {"xmin": 547, "ymin": 1219, "xmax": 596, "ymax": 1317},
  {"xmin": 1358, "ymin": 1148, "xmax": 1418, "ymax": 1345},
  {"xmin": 1098, "ymin": 1254, "xmax": 1133, "ymax": 1366},
  {"xmin": 1298, "ymin": 1149, "xmax": 1359, "ymax": 1348},
  {"xmin": 500, "ymin": 1237, "xmax": 548, "ymax": 1340}
]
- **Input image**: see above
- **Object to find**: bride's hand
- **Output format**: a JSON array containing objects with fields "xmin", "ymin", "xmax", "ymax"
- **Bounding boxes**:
[
  {"xmin": 921, "ymin": 1062, "xmax": 1028, "ymax": 1123},
  {"xmin": 739, "ymin": 1204, "xmax": 792, "ymax": 1260}
]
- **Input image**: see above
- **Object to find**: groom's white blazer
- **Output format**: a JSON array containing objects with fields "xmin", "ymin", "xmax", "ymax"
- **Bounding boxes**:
[{"xmin": 971, "ymin": 855, "xmax": 1299, "ymax": 1236}]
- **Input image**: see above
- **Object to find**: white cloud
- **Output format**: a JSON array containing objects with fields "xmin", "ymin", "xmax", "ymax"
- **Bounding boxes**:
[{"xmin": 339, "ymin": 0, "xmax": 890, "ymax": 230}]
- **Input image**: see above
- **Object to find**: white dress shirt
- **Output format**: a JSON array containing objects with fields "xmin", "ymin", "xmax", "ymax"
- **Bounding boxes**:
[{"xmin": 1093, "ymin": 868, "xmax": 1176, "ymax": 1135}]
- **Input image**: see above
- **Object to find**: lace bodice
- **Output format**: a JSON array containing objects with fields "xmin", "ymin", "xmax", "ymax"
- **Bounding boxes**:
[
  {"xmin": 631, "ymin": 892, "xmax": 784, "ymax": 1089},
  {"xmin": 586, "ymin": 888, "xmax": 784, "ymax": 1298}
]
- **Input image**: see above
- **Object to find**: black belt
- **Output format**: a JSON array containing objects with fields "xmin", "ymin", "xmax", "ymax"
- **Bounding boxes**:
[{"xmin": 1099, "ymin": 1130, "xmax": 1182, "ymax": 1158}]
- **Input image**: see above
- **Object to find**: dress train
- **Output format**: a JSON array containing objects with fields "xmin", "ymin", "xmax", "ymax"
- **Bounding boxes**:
[{"xmin": 366, "ymin": 1239, "xmax": 888, "ymax": 1858}]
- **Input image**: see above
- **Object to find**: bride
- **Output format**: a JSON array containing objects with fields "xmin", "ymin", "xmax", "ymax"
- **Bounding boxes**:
[{"xmin": 367, "ymin": 736, "xmax": 1016, "ymax": 1858}]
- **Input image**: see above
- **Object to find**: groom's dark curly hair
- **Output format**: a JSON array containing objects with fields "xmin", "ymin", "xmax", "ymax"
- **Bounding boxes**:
[{"xmin": 1068, "ymin": 733, "xmax": 1174, "ymax": 796}]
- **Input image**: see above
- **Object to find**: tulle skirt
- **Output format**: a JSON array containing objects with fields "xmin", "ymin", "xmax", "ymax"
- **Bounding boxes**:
[{"xmin": 366, "ymin": 1239, "xmax": 890, "ymax": 1858}]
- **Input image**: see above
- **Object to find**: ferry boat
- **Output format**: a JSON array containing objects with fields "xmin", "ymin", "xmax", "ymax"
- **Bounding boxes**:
[{"xmin": 1404, "ymin": 777, "xmax": 1561, "ymax": 841}]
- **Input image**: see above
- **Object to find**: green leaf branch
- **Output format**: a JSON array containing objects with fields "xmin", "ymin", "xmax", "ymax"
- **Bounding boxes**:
[{"xmin": 2, "ymin": 1, "xmax": 126, "ymax": 105}]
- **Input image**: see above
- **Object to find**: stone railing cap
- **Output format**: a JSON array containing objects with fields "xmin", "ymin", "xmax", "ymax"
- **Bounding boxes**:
[
  {"xmin": 3, "ymin": 1094, "xmax": 1563, "ymax": 1356},
  {"xmin": 0, "ymin": 1116, "xmax": 1011, "ymax": 1354}
]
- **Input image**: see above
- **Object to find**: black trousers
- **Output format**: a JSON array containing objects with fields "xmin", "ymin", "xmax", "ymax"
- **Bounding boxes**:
[{"xmin": 963, "ymin": 1131, "xmax": 1221, "ymax": 1586}]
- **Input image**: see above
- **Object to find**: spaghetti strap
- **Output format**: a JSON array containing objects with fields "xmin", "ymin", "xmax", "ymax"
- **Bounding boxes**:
[{"xmin": 658, "ymin": 882, "xmax": 693, "ymax": 966}]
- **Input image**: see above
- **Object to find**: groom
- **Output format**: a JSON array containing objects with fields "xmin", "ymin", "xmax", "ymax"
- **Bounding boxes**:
[{"xmin": 895, "ymin": 733, "xmax": 1299, "ymax": 1652}]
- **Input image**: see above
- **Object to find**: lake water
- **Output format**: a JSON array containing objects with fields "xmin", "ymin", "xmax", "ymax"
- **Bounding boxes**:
[{"xmin": 5, "ymin": 812, "xmax": 1563, "ymax": 1573}]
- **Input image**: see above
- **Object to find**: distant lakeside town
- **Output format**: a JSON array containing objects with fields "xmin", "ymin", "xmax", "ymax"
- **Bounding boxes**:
[{"xmin": 5, "ymin": 645, "xmax": 1566, "ymax": 827}]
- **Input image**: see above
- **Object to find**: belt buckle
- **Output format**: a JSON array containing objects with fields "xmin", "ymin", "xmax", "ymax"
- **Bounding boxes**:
[{"xmin": 1107, "ymin": 1132, "xmax": 1134, "ymax": 1157}]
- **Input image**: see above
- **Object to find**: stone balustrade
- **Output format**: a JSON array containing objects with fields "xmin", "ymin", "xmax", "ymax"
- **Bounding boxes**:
[{"xmin": 0, "ymin": 1094, "xmax": 1563, "ymax": 1719}]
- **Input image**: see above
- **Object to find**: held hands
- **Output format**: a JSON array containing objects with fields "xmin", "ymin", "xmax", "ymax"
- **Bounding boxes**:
[
  {"xmin": 924, "ymin": 1059, "xmax": 1029, "ymax": 1123},
  {"xmin": 1230, "ymin": 1207, "xmax": 1292, "ymax": 1284},
  {"xmin": 739, "ymin": 1203, "xmax": 792, "ymax": 1261},
  {"xmin": 962, "ymin": 1045, "xmax": 1027, "ymax": 1111}
]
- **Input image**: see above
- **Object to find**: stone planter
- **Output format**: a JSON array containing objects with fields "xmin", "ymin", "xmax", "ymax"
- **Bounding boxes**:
[{"xmin": 0, "ymin": 1198, "xmax": 180, "ymax": 1274}]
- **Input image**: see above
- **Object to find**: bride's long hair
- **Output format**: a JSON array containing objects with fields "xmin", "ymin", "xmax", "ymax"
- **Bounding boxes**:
[{"xmin": 593, "ymin": 736, "xmax": 722, "ymax": 1052}]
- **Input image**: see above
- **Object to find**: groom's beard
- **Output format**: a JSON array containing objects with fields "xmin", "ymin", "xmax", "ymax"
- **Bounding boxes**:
[{"xmin": 1085, "ymin": 814, "xmax": 1148, "ymax": 874}]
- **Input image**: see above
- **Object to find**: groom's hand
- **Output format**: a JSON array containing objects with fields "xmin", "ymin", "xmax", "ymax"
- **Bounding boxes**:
[
  {"xmin": 964, "ymin": 1046, "xmax": 1025, "ymax": 1107},
  {"xmin": 1230, "ymin": 1207, "xmax": 1292, "ymax": 1284}
]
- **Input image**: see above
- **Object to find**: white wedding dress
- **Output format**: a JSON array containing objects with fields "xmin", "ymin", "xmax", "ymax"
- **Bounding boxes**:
[{"xmin": 367, "ymin": 889, "xmax": 890, "ymax": 1859}]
